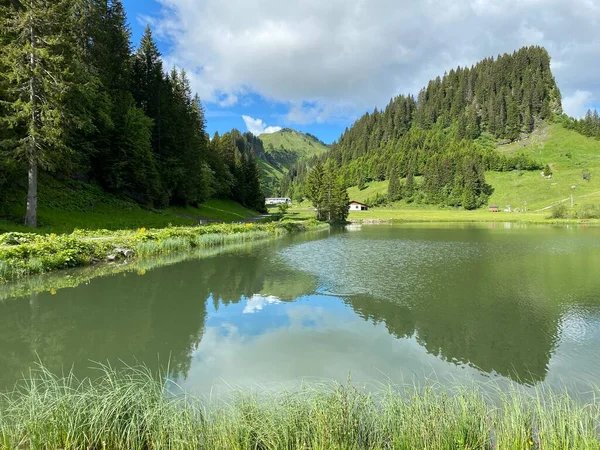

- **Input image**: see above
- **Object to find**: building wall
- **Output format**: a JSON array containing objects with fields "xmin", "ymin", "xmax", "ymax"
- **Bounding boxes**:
[{"xmin": 349, "ymin": 204, "xmax": 367, "ymax": 211}]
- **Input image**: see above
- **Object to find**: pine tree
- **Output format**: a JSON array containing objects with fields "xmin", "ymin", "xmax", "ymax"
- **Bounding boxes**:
[
  {"xmin": 465, "ymin": 105, "xmax": 480, "ymax": 139},
  {"xmin": 305, "ymin": 160, "xmax": 325, "ymax": 220},
  {"xmin": 405, "ymin": 169, "xmax": 415, "ymax": 198},
  {"xmin": 523, "ymin": 105, "xmax": 534, "ymax": 134},
  {"xmin": 321, "ymin": 160, "xmax": 349, "ymax": 223},
  {"xmin": 505, "ymin": 97, "xmax": 520, "ymax": 141},
  {"xmin": 81, "ymin": 0, "xmax": 163, "ymax": 206},
  {"xmin": 388, "ymin": 165, "xmax": 400, "ymax": 201},
  {"xmin": 242, "ymin": 152, "xmax": 265, "ymax": 212},
  {"xmin": 0, "ymin": 0, "xmax": 85, "ymax": 226},
  {"xmin": 357, "ymin": 171, "xmax": 366, "ymax": 190}
]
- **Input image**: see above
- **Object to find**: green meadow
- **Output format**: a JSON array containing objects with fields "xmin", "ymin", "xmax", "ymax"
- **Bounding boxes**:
[
  {"xmin": 0, "ymin": 175, "xmax": 260, "ymax": 234},
  {"xmin": 328, "ymin": 122, "xmax": 600, "ymax": 222}
]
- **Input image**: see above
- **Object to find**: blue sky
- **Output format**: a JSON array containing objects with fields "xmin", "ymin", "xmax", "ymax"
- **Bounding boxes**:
[
  {"xmin": 122, "ymin": 0, "xmax": 600, "ymax": 144},
  {"xmin": 122, "ymin": 0, "xmax": 348, "ymax": 143}
]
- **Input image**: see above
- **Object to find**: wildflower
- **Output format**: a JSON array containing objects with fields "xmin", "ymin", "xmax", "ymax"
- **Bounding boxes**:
[
  {"xmin": 49, "ymin": 233, "xmax": 57, "ymax": 239},
  {"xmin": 246, "ymin": 222, "xmax": 253, "ymax": 228},
  {"xmin": 137, "ymin": 269, "xmax": 146, "ymax": 276},
  {"xmin": 137, "ymin": 227, "xmax": 147, "ymax": 234},
  {"xmin": 50, "ymin": 289, "xmax": 56, "ymax": 295},
  {"xmin": 528, "ymin": 439, "xmax": 534, "ymax": 446}
]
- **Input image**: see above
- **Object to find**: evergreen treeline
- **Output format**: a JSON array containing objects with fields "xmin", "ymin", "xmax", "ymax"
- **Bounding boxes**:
[
  {"xmin": 304, "ymin": 159, "xmax": 349, "ymax": 223},
  {"xmin": 562, "ymin": 109, "xmax": 600, "ymax": 140},
  {"xmin": 284, "ymin": 46, "xmax": 560, "ymax": 210},
  {"xmin": 0, "ymin": 0, "xmax": 264, "ymax": 227}
]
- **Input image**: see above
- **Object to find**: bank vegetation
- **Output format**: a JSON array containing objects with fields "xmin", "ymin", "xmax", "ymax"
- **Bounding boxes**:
[{"xmin": 0, "ymin": 365, "xmax": 598, "ymax": 450}]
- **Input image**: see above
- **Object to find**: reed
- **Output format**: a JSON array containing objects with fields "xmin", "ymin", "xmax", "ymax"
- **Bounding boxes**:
[
  {"xmin": 1, "ymin": 365, "xmax": 599, "ymax": 450},
  {"xmin": 0, "ymin": 220, "xmax": 327, "ymax": 282}
]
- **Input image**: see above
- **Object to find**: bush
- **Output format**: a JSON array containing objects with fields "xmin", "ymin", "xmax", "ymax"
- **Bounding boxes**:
[
  {"xmin": 547, "ymin": 203, "xmax": 568, "ymax": 219},
  {"xmin": 543, "ymin": 164, "xmax": 553, "ymax": 177},
  {"xmin": 582, "ymin": 169, "xmax": 591, "ymax": 182},
  {"xmin": 575, "ymin": 204, "xmax": 600, "ymax": 219},
  {"xmin": 277, "ymin": 203, "xmax": 290, "ymax": 215}
]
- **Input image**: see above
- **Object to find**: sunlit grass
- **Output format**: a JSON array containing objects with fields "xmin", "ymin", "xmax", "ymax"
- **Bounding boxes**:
[
  {"xmin": 0, "ymin": 221, "xmax": 326, "ymax": 283},
  {"xmin": 1, "ymin": 365, "xmax": 599, "ymax": 450}
]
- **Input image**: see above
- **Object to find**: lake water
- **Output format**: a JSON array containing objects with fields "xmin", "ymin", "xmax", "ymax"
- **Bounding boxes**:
[{"xmin": 1, "ymin": 223, "xmax": 600, "ymax": 395}]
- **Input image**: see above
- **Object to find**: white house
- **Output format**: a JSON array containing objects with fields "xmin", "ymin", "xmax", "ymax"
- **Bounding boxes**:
[
  {"xmin": 265, "ymin": 197, "xmax": 291, "ymax": 206},
  {"xmin": 348, "ymin": 201, "xmax": 368, "ymax": 211}
]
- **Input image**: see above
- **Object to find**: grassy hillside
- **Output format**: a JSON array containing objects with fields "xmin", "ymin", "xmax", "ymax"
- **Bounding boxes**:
[
  {"xmin": 258, "ymin": 128, "xmax": 330, "ymax": 196},
  {"xmin": 0, "ymin": 175, "xmax": 259, "ymax": 234},
  {"xmin": 342, "ymin": 122, "xmax": 600, "ymax": 216},
  {"xmin": 347, "ymin": 181, "xmax": 390, "ymax": 204},
  {"xmin": 487, "ymin": 122, "xmax": 600, "ymax": 211},
  {"xmin": 257, "ymin": 158, "xmax": 287, "ymax": 196},
  {"xmin": 260, "ymin": 128, "xmax": 329, "ymax": 160}
]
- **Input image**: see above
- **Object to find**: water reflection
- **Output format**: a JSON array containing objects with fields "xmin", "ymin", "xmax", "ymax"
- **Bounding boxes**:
[{"xmin": 1, "ymin": 225, "xmax": 599, "ymax": 393}]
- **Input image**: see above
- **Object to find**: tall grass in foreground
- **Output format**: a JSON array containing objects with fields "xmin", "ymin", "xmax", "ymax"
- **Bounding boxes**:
[{"xmin": 1, "ymin": 366, "xmax": 599, "ymax": 450}]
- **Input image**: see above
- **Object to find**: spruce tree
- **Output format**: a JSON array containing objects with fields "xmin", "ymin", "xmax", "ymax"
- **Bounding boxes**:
[
  {"xmin": 388, "ymin": 165, "xmax": 400, "ymax": 201},
  {"xmin": 506, "ymin": 97, "xmax": 521, "ymax": 141},
  {"xmin": 305, "ymin": 160, "xmax": 325, "ymax": 220},
  {"xmin": 0, "ymin": 0, "xmax": 84, "ymax": 226},
  {"xmin": 357, "ymin": 171, "xmax": 366, "ymax": 190},
  {"xmin": 321, "ymin": 160, "xmax": 349, "ymax": 223},
  {"xmin": 243, "ymin": 153, "xmax": 266, "ymax": 212},
  {"xmin": 405, "ymin": 169, "xmax": 415, "ymax": 198}
]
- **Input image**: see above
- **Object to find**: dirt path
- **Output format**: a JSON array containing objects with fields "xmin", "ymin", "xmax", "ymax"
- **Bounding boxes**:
[{"xmin": 534, "ymin": 190, "xmax": 600, "ymax": 212}]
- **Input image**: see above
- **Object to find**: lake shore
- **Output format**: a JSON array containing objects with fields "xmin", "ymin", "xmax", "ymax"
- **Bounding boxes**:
[
  {"xmin": 0, "ymin": 219, "xmax": 328, "ymax": 284},
  {"xmin": 2, "ymin": 365, "xmax": 598, "ymax": 450},
  {"xmin": 286, "ymin": 206, "xmax": 600, "ymax": 225}
]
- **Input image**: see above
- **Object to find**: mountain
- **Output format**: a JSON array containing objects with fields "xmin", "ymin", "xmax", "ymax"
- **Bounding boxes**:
[
  {"xmin": 342, "ymin": 121, "xmax": 600, "ymax": 213},
  {"xmin": 258, "ymin": 129, "xmax": 330, "ymax": 196},
  {"xmin": 284, "ymin": 46, "xmax": 565, "ymax": 210},
  {"xmin": 260, "ymin": 128, "xmax": 329, "ymax": 162}
]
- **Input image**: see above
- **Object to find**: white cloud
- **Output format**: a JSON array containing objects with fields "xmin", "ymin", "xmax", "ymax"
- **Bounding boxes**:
[
  {"xmin": 241, "ymin": 115, "xmax": 282, "ymax": 136},
  {"xmin": 243, "ymin": 294, "xmax": 282, "ymax": 314},
  {"xmin": 153, "ymin": 0, "xmax": 600, "ymax": 123},
  {"xmin": 562, "ymin": 90, "xmax": 594, "ymax": 118}
]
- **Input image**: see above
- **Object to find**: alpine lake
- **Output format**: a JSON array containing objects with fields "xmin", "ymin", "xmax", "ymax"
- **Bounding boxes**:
[{"xmin": 1, "ymin": 223, "xmax": 600, "ymax": 398}]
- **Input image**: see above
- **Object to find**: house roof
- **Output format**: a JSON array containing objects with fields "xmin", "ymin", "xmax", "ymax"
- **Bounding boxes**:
[{"xmin": 349, "ymin": 201, "xmax": 368, "ymax": 206}]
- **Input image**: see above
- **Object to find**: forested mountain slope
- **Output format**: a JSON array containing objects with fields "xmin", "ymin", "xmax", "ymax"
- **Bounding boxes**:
[
  {"xmin": 0, "ymin": 0, "xmax": 264, "ymax": 228},
  {"xmin": 343, "ymin": 122, "xmax": 600, "ymax": 212},
  {"xmin": 260, "ymin": 129, "xmax": 329, "ymax": 163},
  {"xmin": 284, "ymin": 46, "xmax": 565, "ymax": 210},
  {"xmin": 257, "ymin": 129, "xmax": 330, "ymax": 196}
]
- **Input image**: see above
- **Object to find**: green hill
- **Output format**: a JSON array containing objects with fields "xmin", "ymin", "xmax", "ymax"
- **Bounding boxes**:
[
  {"xmin": 345, "ymin": 122, "xmax": 600, "ymax": 214},
  {"xmin": 486, "ymin": 122, "xmax": 600, "ymax": 211},
  {"xmin": 258, "ymin": 129, "xmax": 330, "ymax": 196},
  {"xmin": 260, "ymin": 128, "xmax": 329, "ymax": 161}
]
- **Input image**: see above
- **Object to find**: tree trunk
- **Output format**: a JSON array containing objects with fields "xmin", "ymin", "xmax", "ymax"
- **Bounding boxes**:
[
  {"xmin": 25, "ymin": 156, "xmax": 38, "ymax": 227},
  {"xmin": 25, "ymin": 4, "xmax": 38, "ymax": 228}
]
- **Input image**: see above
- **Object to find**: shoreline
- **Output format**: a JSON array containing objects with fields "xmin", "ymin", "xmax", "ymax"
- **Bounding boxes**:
[
  {"xmin": 346, "ymin": 208, "xmax": 600, "ymax": 225},
  {"xmin": 288, "ymin": 206, "xmax": 600, "ymax": 226},
  {"xmin": 348, "ymin": 217, "xmax": 600, "ymax": 225},
  {"xmin": 0, "ymin": 220, "xmax": 328, "ymax": 287}
]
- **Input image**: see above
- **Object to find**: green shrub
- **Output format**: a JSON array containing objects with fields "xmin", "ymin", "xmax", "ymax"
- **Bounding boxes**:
[
  {"xmin": 582, "ymin": 169, "xmax": 591, "ymax": 182},
  {"xmin": 547, "ymin": 203, "xmax": 568, "ymax": 219},
  {"xmin": 0, "ymin": 221, "xmax": 327, "ymax": 282},
  {"xmin": 575, "ymin": 204, "xmax": 600, "ymax": 219}
]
